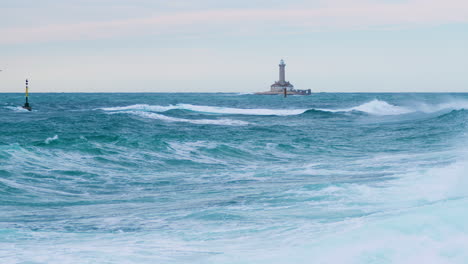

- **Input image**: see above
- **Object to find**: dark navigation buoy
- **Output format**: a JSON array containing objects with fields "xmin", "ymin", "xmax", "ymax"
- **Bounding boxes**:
[{"xmin": 22, "ymin": 79, "xmax": 32, "ymax": 111}]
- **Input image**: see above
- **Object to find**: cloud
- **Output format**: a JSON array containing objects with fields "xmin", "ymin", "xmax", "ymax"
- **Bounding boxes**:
[{"xmin": 1, "ymin": 0, "xmax": 468, "ymax": 44}]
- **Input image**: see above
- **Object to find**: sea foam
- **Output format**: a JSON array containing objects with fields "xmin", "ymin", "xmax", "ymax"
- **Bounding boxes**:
[
  {"xmin": 4, "ymin": 106, "xmax": 30, "ymax": 112},
  {"xmin": 117, "ymin": 111, "xmax": 249, "ymax": 126},
  {"xmin": 319, "ymin": 99, "xmax": 468, "ymax": 116},
  {"xmin": 99, "ymin": 100, "xmax": 414, "ymax": 117},
  {"xmin": 319, "ymin": 99, "xmax": 413, "ymax": 116},
  {"xmin": 100, "ymin": 104, "xmax": 307, "ymax": 116},
  {"xmin": 45, "ymin": 135, "xmax": 59, "ymax": 144}
]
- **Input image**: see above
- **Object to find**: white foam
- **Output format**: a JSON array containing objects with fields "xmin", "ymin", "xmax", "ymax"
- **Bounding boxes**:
[
  {"xmin": 4, "ymin": 106, "xmax": 30, "ymax": 112},
  {"xmin": 99, "ymin": 104, "xmax": 307, "ymax": 116},
  {"xmin": 319, "ymin": 99, "xmax": 468, "ymax": 116},
  {"xmin": 176, "ymin": 104, "xmax": 307, "ymax": 116},
  {"xmin": 45, "ymin": 135, "xmax": 59, "ymax": 144},
  {"xmin": 98, "ymin": 101, "xmax": 418, "ymax": 117},
  {"xmin": 99, "ymin": 99, "xmax": 468, "ymax": 120},
  {"xmin": 319, "ymin": 99, "xmax": 413, "ymax": 116},
  {"xmin": 99, "ymin": 104, "xmax": 177, "ymax": 112},
  {"xmin": 117, "ymin": 111, "xmax": 249, "ymax": 126}
]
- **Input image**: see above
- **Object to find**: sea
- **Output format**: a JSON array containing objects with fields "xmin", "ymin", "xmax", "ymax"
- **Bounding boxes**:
[{"xmin": 1, "ymin": 93, "xmax": 468, "ymax": 264}]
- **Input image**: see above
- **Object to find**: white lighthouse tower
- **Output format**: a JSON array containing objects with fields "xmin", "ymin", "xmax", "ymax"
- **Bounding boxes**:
[
  {"xmin": 279, "ymin": 59, "xmax": 286, "ymax": 84},
  {"xmin": 270, "ymin": 59, "xmax": 294, "ymax": 92}
]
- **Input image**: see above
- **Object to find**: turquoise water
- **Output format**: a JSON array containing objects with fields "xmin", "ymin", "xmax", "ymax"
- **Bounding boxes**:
[{"xmin": 1, "ymin": 93, "xmax": 468, "ymax": 263}]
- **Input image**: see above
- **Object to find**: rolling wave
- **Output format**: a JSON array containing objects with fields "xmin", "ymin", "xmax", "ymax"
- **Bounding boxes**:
[
  {"xmin": 113, "ymin": 111, "xmax": 249, "ymax": 126},
  {"xmin": 319, "ymin": 99, "xmax": 413, "ymax": 116},
  {"xmin": 100, "ymin": 99, "xmax": 468, "ymax": 117},
  {"xmin": 45, "ymin": 135, "xmax": 59, "ymax": 144},
  {"xmin": 100, "ymin": 104, "xmax": 308, "ymax": 116},
  {"xmin": 331, "ymin": 99, "xmax": 468, "ymax": 116},
  {"xmin": 100, "ymin": 104, "xmax": 177, "ymax": 112},
  {"xmin": 100, "ymin": 101, "xmax": 402, "ymax": 117}
]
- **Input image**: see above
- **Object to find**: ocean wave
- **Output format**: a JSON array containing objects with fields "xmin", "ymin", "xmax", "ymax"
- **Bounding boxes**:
[
  {"xmin": 319, "ymin": 99, "xmax": 468, "ymax": 116},
  {"xmin": 177, "ymin": 104, "xmax": 308, "ymax": 116},
  {"xmin": 100, "ymin": 104, "xmax": 307, "ymax": 116},
  {"xmin": 100, "ymin": 99, "xmax": 468, "ymax": 118},
  {"xmin": 113, "ymin": 111, "xmax": 249, "ymax": 126},
  {"xmin": 318, "ymin": 99, "xmax": 413, "ymax": 116},
  {"xmin": 98, "ymin": 101, "xmax": 414, "ymax": 117},
  {"xmin": 45, "ymin": 135, "xmax": 59, "ymax": 144},
  {"xmin": 100, "ymin": 104, "xmax": 177, "ymax": 112},
  {"xmin": 433, "ymin": 109, "xmax": 468, "ymax": 121},
  {"xmin": 297, "ymin": 153, "xmax": 468, "ymax": 264}
]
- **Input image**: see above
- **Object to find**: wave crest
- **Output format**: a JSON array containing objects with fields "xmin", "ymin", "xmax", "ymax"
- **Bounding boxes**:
[
  {"xmin": 100, "ymin": 104, "xmax": 307, "ymax": 116},
  {"xmin": 319, "ymin": 99, "xmax": 413, "ymax": 116},
  {"xmin": 100, "ymin": 99, "xmax": 468, "ymax": 118},
  {"xmin": 115, "ymin": 111, "xmax": 249, "ymax": 126},
  {"xmin": 45, "ymin": 135, "xmax": 59, "ymax": 144}
]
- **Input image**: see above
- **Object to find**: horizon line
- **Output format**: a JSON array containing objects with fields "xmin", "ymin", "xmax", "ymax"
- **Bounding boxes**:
[{"xmin": 1, "ymin": 91, "xmax": 468, "ymax": 94}]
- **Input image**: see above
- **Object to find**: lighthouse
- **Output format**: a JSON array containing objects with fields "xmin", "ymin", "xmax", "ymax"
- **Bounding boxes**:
[
  {"xmin": 270, "ymin": 59, "xmax": 294, "ymax": 92},
  {"xmin": 255, "ymin": 59, "xmax": 311, "ymax": 95}
]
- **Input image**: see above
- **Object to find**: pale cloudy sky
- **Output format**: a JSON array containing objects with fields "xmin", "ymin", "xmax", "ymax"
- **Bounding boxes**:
[{"xmin": 1, "ymin": 0, "xmax": 467, "ymax": 92}]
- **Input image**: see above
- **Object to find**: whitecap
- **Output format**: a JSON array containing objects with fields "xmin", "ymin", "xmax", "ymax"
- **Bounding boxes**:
[
  {"xmin": 99, "ymin": 104, "xmax": 177, "ymax": 112},
  {"xmin": 99, "ymin": 99, "xmax": 468, "ymax": 118},
  {"xmin": 99, "ymin": 104, "xmax": 307, "ymax": 116},
  {"xmin": 45, "ymin": 135, "xmax": 59, "ymax": 144},
  {"xmin": 114, "ymin": 111, "xmax": 249, "ymax": 126},
  {"xmin": 319, "ymin": 99, "xmax": 413, "ymax": 116},
  {"xmin": 4, "ymin": 106, "xmax": 30, "ymax": 112},
  {"xmin": 176, "ymin": 104, "xmax": 307, "ymax": 116}
]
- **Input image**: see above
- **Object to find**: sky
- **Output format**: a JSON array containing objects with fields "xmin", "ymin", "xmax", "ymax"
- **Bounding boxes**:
[{"xmin": 1, "ymin": 0, "xmax": 467, "ymax": 93}]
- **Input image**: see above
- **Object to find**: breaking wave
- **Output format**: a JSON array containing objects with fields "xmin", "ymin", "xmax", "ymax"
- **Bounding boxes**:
[
  {"xmin": 319, "ymin": 99, "xmax": 413, "ymax": 116},
  {"xmin": 114, "ymin": 111, "xmax": 249, "ymax": 126},
  {"xmin": 319, "ymin": 99, "xmax": 468, "ymax": 116},
  {"xmin": 100, "ymin": 104, "xmax": 177, "ymax": 112},
  {"xmin": 45, "ymin": 135, "xmax": 59, "ymax": 144},
  {"xmin": 100, "ymin": 99, "xmax": 468, "ymax": 118},
  {"xmin": 100, "ymin": 104, "xmax": 307, "ymax": 116}
]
